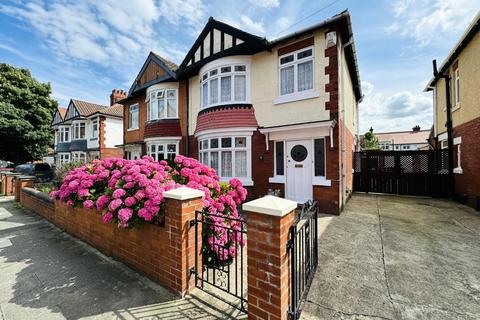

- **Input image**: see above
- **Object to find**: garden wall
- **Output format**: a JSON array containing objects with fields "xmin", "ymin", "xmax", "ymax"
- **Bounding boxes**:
[{"xmin": 19, "ymin": 187, "xmax": 203, "ymax": 296}]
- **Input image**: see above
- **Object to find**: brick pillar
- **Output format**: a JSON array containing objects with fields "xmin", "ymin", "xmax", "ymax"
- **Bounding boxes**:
[
  {"xmin": 163, "ymin": 186, "xmax": 204, "ymax": 296},
  {"xmin": 14, "ymin": 176, "xmax": 35, "ymax": 202},
  {"xmin": 243, "ymin": 195, "xmax": 297, "ymax": 320},
  {"xmin": 5, "ymin": 173, "xmax": 20, "ymax": 196}
]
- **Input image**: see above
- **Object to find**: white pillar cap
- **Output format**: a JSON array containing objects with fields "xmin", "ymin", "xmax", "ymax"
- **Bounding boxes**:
[
  {"xmin": 163, "ymin": 186, "xmax": 205, "ymax": 200},
  {"xmin": 243, "ymin": 195, "xmax": 297, "ymax": 217}
]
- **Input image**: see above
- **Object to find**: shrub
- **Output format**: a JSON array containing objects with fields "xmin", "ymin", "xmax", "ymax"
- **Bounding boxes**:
[{"xmin": 50, "ymin": 156, "xmax": 247, "ymax": 262}]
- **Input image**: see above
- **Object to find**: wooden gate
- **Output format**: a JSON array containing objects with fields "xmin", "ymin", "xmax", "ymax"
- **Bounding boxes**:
[{"xmin": 353, "ymin": 150, "xmax": 450, "ymax": 197}]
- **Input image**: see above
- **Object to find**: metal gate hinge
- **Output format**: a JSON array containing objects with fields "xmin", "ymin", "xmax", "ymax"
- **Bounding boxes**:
[
  {"xmin": 188, "ymin": 267, "xmax": 196, "ymax": 276},
  {"xmin": 189, "ymin": 219, "xmax": 197, "ymax": 227},
  {"xmin": 286, "ymin": 239, "xmax": 294, "ymax": 250}
]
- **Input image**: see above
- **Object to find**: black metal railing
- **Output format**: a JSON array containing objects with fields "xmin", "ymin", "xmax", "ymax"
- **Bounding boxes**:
[
  {"xmin": 288, "ymin": 204, "xmax": 319, "ymax": 320},
  {"xmin": 191, "ymin": 209, "xmax": 248, "ymax": 312}
]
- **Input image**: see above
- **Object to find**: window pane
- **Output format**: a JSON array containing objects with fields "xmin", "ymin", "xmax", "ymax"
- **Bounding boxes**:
[
  {"xmin": 202, "ymin": 140, "xmax": 208, "ymax": 149},
  {"xmin": 80, "ymin": 124, "xmax": 85, "ymax": 138},
  {"xmin": 151, "ymin": 145, "xmax": 156, "ymax": 153},
  {"xmin": 210, "ymin": 69, "xmax": 218, "ymax": 76},
  {"xmin": 221, "ymin": 66, "xmax": 231, "ymax": 73},
  {"xmin": 221, "ymin": 151, "xmax": 232, "ymax": 177},
  {"xmin": 235, "ymin": 151, "xmax": 247, "ymax": 177},
  {"xmin": 280, "ymin": 66, "xmax": 294, "ymax": 95},
  {"xmin": 167, "ymin": 144, "xmax": 176, "ymax": 152},
  {"xmin": 297, "ymin": 49, "xmax": 312, "ymax": 59},
  {"xmin": 275, "ymin": 141, "xmax": 284, "ymax": 176},
  {"xmin": 210, "ymin": 138, "xmax": 218, "ymax": 149},
  {"xmin": 210, "ymin": 78, "xmax": 218, "ymax": 104},
  {"xmin": 158, "ymin": 99, "xmax": 165, "ymax": 118},
  {"xmin": 234, "ymin": 75, "xmax": 246, "ymax": 101},
  {"xmin": 235, "ymin": 137, "xmax": 246, "ymax": 147},
  {"xmin": 314, "ymin": 138, "xmax": 325, "ymax": 176},
  {"xmin": 167, "ymin": 98, "xmax": 176, "ymax": 117},
  {"xmin": 280, "ymin": 54, "xmax": 294, "ymax": 65},
  {"xmin": 298, "ymin": 60, "xmax": 313, "ymax": 91},
  {"xmin": 202, "ymin": 82, "xmax": 208, "ymax": 107},
  {"xmin": 221, "ymin": 137, "xmax": 231, "ymax": 148},
  {"xmin": 210, "ymin": 151, "xmax": 219, "ymax": 172},
  {"xmin": 221, "ymin": 76, "xmax": 231, "ymax": 102},
  {"xmin": 235, "ymin": 65, "xmax": 246, "ymax": 72}
]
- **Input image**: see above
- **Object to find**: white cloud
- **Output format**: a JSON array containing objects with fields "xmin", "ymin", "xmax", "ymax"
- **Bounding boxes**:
[
  {"xmin": 387, "ymin": 0, "xmax": 479, "ymax": 46},
  {"xmin": 359, "ymin": 81, "xmax": 433, "ymax": 133},
  {"xmin": 240, "ymin": 15, "xmax": 266, "ymax": 35},
  {"xmin": 248, "ymin": 0, "xmax": 280, "ymax": 9}
]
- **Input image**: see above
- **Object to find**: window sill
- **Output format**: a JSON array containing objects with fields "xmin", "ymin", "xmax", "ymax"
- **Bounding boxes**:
[
  {"xmin": 90, "ymin": 138, "xmax": 98, "ymax": 141},
  {"xmin": 269, "ymin": 176, "xmax": 285, "ymax": 184},
  {"xmin": 313, "ymin": 177, "xmax": 331, "ymax": 187},
  {"xmin": 127, "ymin": 128, "xmax": 139, "ymax": 131},
  {"xmin": 452, "ymin": 104, "xmax": 461, "ymax": 112},
  {"xmin": 219, "ymin": 177, "xmax": 254, "ymax": 187},
  {"xmin": 274, "ymin": 90, "xmax": 319, "ymax": 105},
  {"xmin": 453, "ymin": 167, "xmax": 463, "ymax": 174}
]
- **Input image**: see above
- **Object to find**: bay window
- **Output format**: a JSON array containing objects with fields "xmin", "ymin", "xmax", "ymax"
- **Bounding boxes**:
[
  {"xmin": 147, "ymin": 89, "xmax": 178, "ymax": 120},
  {"xmin": 198, "ymin": 135, "xmax": 252, "ymax": 184},
  {"xmin": 72, "ymin": 122, "xmax": 86, "ymax": 140},
  {"xmin": 200, "ymin": 62, "xmax": 249, "ymax": 109},
  {"xmin": 58, "ymin": 153, "xmax": 70, "ymax": 165},
  {"xmin": 147, "ymin": 141, "xmax": 178, "ymax": 161},
  {"xmin": 72, "ymin": 151, "xmax": 86, "ymax": 162},
  {"xmin": 58, "ymin": 127, "xmax": 70, "ymax": 143},
  {"xmin": 279, "ymin": 47, "xmax": 314, "ymax": 96}
]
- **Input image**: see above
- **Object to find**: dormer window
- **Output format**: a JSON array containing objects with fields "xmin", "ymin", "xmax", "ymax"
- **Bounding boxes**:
[
  {"xmin": 200, "ymin": 59, "xmax": 249, "ymax": 110},
  {"xmin": 147, "ymin": 88, "xmax": 178, "ymax": 120}
]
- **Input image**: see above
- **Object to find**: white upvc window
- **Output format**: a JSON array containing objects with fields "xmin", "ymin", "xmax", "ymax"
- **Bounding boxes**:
[
  {"xmin": 146, "ymin": 89, "xmax": 178, "ymax": 120},
  {"xmin": 91, "ymin": 119, "xmax": 99, "ymax": 138},
  {"xmin": 200, "ymin": 64, "xmax": 248, "ymax": 109},
  {"xmin": 279, "ymin": 47, "xmax": 314, "ymax": 96},
  {"xmin": 129, "ymin": 104, "xmax": 139, "ymax": 129},
  {"xmin": 58, "ymin": 153, "xmax": 70, "ymax": 165},
  {"xmin": 198, "ymin": 135, "xmax": 251, "ymax": 184},
  {"xmin": 72, "ymin": 122, "xmax": 86, "ymax": 140},
  {"xmin": 453, "ymin": 66, "xmax": 460, "ymax": 106},
  {"xmin": 453, "ymin": 136, "xmax": 462, "ymax": 174},
  {"xmin": 71, "ymin": 151, "xmax": 86, "ymax": 163},
  {"xmin": 146, "ymin": 141, "xmax": 178, "ymax": 162},
  {"xmin": 58, "ymin": 126, "xmax": 70, "ymax": 143}
]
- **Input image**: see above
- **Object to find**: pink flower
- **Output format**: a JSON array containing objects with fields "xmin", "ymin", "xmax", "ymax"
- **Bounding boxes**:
[
  {"xmin": 77, "ymin": 188, "xmax": 89, "ymax": 198},
  {"xmin": 118, "ymin": 208, "xmax": 133, "ymax": 223},
  {"xmin": 83, "ymin": 199, "xmax": 94, "ymax": 209},
  {"xmin": 96, "ymin": 195, "xmax": 110, "ymax": 210},
  {"xmin": 102, "ymin": 212, "xmax": 113, "ymax": 224},
  {"xmin": 112, "ymin": 188, "xmax": 126, "ymax": 199},
  {"xmin": 108, "ymin": 198, "xmax": 123, "ymax": 211},
  {"xmin": 125, "ymin": 196, "xmax": 136, "ymax": 207},
  {"xmin": 66, "ymin": 199, "xmax": 74, "ymax": 206},
  {"xmin": 134, "ymin": 190, "xmax": 145, "ymax": 200}
]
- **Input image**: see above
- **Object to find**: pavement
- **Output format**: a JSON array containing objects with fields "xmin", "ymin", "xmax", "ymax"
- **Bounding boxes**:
[
  {"xmin": 301, "ymin": 194, "xmax": 480, "ymax": 320},
  {"xmin": 0, "ymin": 196, "xmax": 244, "ymax": 320}
]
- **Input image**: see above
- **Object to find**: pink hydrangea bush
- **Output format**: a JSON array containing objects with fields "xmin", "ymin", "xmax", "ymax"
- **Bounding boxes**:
[{"xmin": 50, "ymin": 155, "xmax": 247, "ymax": 263}]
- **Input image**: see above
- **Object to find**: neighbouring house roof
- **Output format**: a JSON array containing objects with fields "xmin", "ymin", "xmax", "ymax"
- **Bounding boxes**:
[
  {"xmin": 51, "ymin": 106, "xmax": 67, "ymax": 126},
  {"xmin": 425, "ymin": 12, "xmax": 480, "ymax": 90},
  {"xmin": 71, "ymin": 99, "xmax": 109, "ymax": 117},
  {"xmin": 58, "ymin": 107, "xmax": 67, "ymax": 119},
  {"xmin": 375, "ymin": 130, "xmax": 431, "ymax": 145},
  {"xmin": 151, "ymin": 52, "xmax": 179, "ymax": 72},
  {"xmin": 88, "ymin": 103, "xmax": 124, "ymax": 118},
  {"xmin": 195, "ymin": 105, "xmax": 258, "ymax": 134}
]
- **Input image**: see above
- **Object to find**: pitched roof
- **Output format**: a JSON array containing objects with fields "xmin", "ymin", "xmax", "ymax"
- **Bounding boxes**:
[
  {"xmin": 58, "ymin": 107, "xmax": 67, "ymax": 119},
  {"xmin": 375, "ymin": 130, "xmax": 430, "ymax": 145},
  {"xmin": 71, "ymin": 99, "xmax": 108, "ymax": 116},
  {"xmin": 426, "ymin": 12, "xmax": 480, "ymax": 90},
  {"xmin": 95, "ymin": 104, "xmax": 123, "ymax": 118},
  {"xmin": 195, "ymin": 105, "xmax": 258, "ymax": 134},
  {"xmin": 151, "ymin": 52, "xmax": 179, "ymax": 71}
]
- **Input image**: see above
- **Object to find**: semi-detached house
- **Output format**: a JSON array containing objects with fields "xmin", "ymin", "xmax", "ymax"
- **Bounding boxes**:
[{"xmin": 120, "ymin": 11, "xmax": 362, "ymax": 214}]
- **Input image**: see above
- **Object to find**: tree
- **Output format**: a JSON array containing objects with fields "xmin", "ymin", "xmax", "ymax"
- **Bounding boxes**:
[
  {"xmin": 363, "ymin": 127, "xmax": 380, "ymax": 150},
  {"xmin": 0, "ymin": 63, "xmax": 58, "ymax": 164}
]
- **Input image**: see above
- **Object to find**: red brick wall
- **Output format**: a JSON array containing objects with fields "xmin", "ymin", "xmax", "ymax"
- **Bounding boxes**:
[
  {"xmin": 453, "ymin": 117, "xmax": 480, "ymax": 209},
  {"xmin": 20, "ymin": 188, "xmax": 202, "ymax": 296}
]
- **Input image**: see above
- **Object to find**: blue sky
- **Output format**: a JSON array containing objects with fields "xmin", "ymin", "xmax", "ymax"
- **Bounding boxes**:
[{"xmin": 0, "ymin": 0, "xmax": 478, "ymax": 133}]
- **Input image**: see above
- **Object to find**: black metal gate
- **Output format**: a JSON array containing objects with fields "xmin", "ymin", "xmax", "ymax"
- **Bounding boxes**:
[
  {"xmin": 353, "ymin": 150, "xmax": 450, "ymax": 197},
  {"xmin": 191, "ymin": 209, "xmax": 247, "ymax": 312},
  {"xmin": 288, "ymin": 201, "xmax": 319, "ymax": 320}
]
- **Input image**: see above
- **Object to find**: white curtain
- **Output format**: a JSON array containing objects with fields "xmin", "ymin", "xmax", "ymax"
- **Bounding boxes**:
[
  {"xmin": 167, "ymin": 98, "xmax": 176, "ymax": 117},
  {"xmin": 210, "ymin": 151, "xmax": 219, "ymax": 172},
  {"xmin": 298, "ymin": 60, "xmax": 313, "ymax": 91},
  {"xmin": 210, "ymin": 78, "xmax": 218, "ymax": 104},
  {"xmin": 235, "ymin": 151, "xmax": 247, "ymax": 177},
  {"xmin": 280, "ymin": 66, "xmax": 294, "ymax": 95},
  {"xmin": 157, "ymin": 100, "xmax": 164, "ymax": 119},
  {"xmin": 202, "ymin": 82, "xmax": 208, "ymax": 107},
  {"xmin": 221, "ymin": 151, "xmax": 232, "ymax": 177},
  {"xmin": 221, "ymin": 76, "xmax": 231, "ymax": 102},
  {"xmin": 234, "ymin": 75, "xmax": 246, "ymax": 101}
]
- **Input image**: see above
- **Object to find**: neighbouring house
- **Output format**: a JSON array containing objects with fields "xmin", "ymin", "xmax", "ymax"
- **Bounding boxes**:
[
  {"xmin": 425, "ymin": 12, "xmax": 480, "ymax": 209},
  {"xmin": 51, "ymin": 90, "xmax": 125, "ymax": 166},
  {"xmin": 376, "ymin": 126, "xmax": 431, "ymax": 151},
  {"xmin": 120, "ymin": 10, "xmax": 362, "ymax": 214}
]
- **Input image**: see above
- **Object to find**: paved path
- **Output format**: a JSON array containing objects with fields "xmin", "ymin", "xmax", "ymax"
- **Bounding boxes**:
[
  {"xmin": 302, "ymin": 194, "xmax": 480, "ymax": 320},
  {"xmin": 0, "ymin": 197, "xmax": 243, "ymax": 320}
]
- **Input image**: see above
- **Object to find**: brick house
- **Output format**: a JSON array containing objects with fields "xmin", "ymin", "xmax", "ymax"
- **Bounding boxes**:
[
  {"xmin": 426, "ymin": 12, "xmax": 480, "ymax": 210},
  {"xmin": 120, "ymin": 11, "xmax": 362, "ymax": 214},
  {"xmin": 51, "ymin": 90, "xmax": 125, "ymax": 166}
]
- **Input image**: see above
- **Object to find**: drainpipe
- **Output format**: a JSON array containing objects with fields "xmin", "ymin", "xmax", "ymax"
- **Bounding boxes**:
[
  {"xmin": 432, "ymin": 60, "xmax": 454, "ymax": 197},
  {"xmin": 340, "ymin": 37, "xmax": 353, "ymax": 209},
  {"xmin": 185, "ymin": 78, "xmax": 190, "ymax": 157}
]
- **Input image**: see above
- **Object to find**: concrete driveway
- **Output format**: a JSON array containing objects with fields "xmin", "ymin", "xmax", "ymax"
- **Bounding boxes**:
[{"xmin": 302, "ymin": 194, "xmax": 480, "ymax": 320}]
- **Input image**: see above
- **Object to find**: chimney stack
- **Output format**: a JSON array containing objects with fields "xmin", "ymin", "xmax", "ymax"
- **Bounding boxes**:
[
  {"xmin": 110, "ymin": 89, "xmax": 127, "ymax": 106},
  {"xmin": 412, "ymin": 125, "xmax": 421, "ymax": 132}
]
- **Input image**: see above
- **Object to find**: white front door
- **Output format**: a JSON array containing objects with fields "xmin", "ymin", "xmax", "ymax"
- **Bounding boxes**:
[{"xmin": 286, "ymin": 140, "xmax": 313, "ymax": 203}]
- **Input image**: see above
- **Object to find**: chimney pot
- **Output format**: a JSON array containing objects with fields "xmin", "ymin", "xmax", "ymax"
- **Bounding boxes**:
[{"xmin": 110, "ymin": 88, "xmax": 127, "ymax": 106}]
